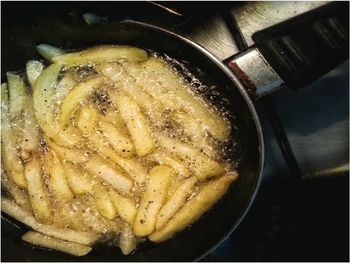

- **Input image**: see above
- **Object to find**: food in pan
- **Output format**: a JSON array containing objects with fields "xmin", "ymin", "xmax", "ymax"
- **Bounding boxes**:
[{"xmin": 1, "ymin": 44, "xmax": 238, "ymax": 256}]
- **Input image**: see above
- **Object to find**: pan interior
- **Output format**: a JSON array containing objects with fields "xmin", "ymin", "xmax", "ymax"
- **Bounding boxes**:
[{"xmin": 2, "ymin": 9, "xmax": 262, "ymax": 262}]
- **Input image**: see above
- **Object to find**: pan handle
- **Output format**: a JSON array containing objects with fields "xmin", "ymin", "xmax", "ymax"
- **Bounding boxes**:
[{"xmin": 225, "ymin": 2, "xmax": 349, "ymax": 99}]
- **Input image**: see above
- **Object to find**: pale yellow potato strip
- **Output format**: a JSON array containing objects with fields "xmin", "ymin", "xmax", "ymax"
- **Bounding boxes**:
[
  {"xmin": 20, "ymin": 92, "xmax": 40, "ymax": 161},
  {"xmin": 33, "ymin": 63, "xmax": 81, "ymax": 146},
  {"xmin": 24, "ymin": 155, "xmax": 52, "ymax": 224},
  {"xmin": 46, "ymin": 138, "xmax": 90, "ymax": 164},
  {"xmin": 60, "ymin": 76, "xmax": 107, "ymax": 126},
  {"xmin": 1, "ymin": 83, "xmax": 26, "ymax": 189},
  {"xmin": 6, "ymin": 72, "xmax": 28, "ymax": 117},
  {"xmin": 43, "ymin": 150, "xmax": 74, "ymax": 201},
  {"xmin": 156, "ymin": 135, "xmax": 225, "ymax": 180},
  {"xmin": 92, "ymin": 183, "xmax": 117, "ymax": 220},
  {"xmin": 103, "ymin": 108, "xmax": 127, "ymax": 133},
  {"xmin": 118, "ymin": 224, "xmax": 137, "ymax": 255},
  {"xmin": 52, "ymin": 45, "xmax": 148, "ymax": 65},
  {"xmin": 147, "ymin": 151, "xmax": 192, "ymax": 178},
  {"xmin": 133, "ymin": 165, "xmax": 173, "ymax": 237},
  {"xmin": 155, "ymin": 176, "xmax": 198, "ymax": 230},
  {"xmin": 63, "ymin": 163, "xmax": 93, "ymax": 195},
  {"xmin": 101, "ymin": 63, "xmax": 163, "ymax": 124},
  {"xmin": 109, "ymin": 190, "xmax": 137, "ymax": 225},
  {"xmin": 113, "ymin": 93, "xmax": 155, "ymax": 156},
  {"xmin": 37, "ymin": 44, "xmax": 66, "ymax": 62},
  {"xmin": 1, "ymin": 197, "xmax": 101, "ymax": 245},
  {"xmin": 1, "ymin": 174, "xmax": 32, "ymax": 212},
  {"xmin": 89, "ymin": 132, "xmax": 147, "ymax": 184},
  {"xmin": 22, "ymin": 231, "xmax": 92, "ymax": 257},
  {"xmin": 76, "ymin": 105, "xmax": 98, "ymax": 134},
  {"xmin": 124, "ymin": 57, "xmax": 230, "ymax": 139},
  {"xmin": 99, "ymin": 119, "xmax": 134, "ymax": 157},
  {"xmin": 26, "ymin": 60, "xmax": 44, "ymax": 87},
  {"xmin": 174, "ymin": 112, "xmax": 217, "ymax": 159},
  {"xmin": 85, "ymin": 155, "xmax": 133, "ymax": 195},
  {"xmin": 149, "ymin": 174, "xmax": 237, "ymax": 242}
]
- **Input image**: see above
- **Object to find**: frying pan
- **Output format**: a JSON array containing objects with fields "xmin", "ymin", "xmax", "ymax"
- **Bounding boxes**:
[{"xmin": 1, "ymin": 2, "xmax": 348, "ymax": 261}]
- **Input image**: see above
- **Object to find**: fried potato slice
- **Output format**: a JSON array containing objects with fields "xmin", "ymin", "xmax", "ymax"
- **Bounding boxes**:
[
  {"xmin": 1, "ymin": 197, "xmax": 101, "ymax": 245},
  {"xmin": 147, "ymin": 150, "xmax": 192, "ymax": 178},
  {"xmin": 52, "ymin": 45, "xmax": 148, "ymax": 65},
  {"xmin": 133, "ymin": 165, "xmax": 173, "ymax": 237},
  {"xmin": 26, "ymin": 60, "xmax": 44, "ymax": 87},
  {"xmin": 24, "ymin": 155, "xmax": 53, "ymax": 224},
  {"xmin": 109, "ymin": 190, "xmax": 137, "ymax": 225},
  {"xmin": 92, "ymin": 183, "xmax": 117, "ymax": 220},
  {"xmin": 155, "ymin": 176, "xmax": 198, "ymax": 230},
  {"xmin": 60, "ymin": 76, "xmax": 108, "ymax": 126},
  {"xmin": 149, "ymin": 173, "xmax": 237, "ymax": 242},
  {"xmin": 76, "ymin": 105, "xmax": 98, "ymax": 134},
  {"xmin": 43, "ymin": 150, "xmax": 74, "ymax": 201},
  {"xmin": 63, "ymin": 163, "xmax": 93, "ymax": 195},
  {"xmin": 33, "ymin": 63, "xmax": 81, "ymax": 146},
  {"xmin": 156, "ymin": 135, "xmax": 225, "ymax": 180},
  {"xmin": 118, "ymin": 224, "xmax": 137, "ymax": 255},
  {"xmin": 85, "ymin": 155, "xmax": 133, "ymax": 195},
  {"xmin": 1, "ymin": 83, "xmax": 26, "ymax": 189},
  {"xmin": 37, "ymin": 44, "xmax": 66, "ymax": 62},
  {"xmin": 99, "ymin": 118, "xmax": 134, "ymax": 157},
  {"xmin": 113, "ymin": 93, "xmax": 155, "ymax": 156},
  {"xmin": 22, "ymin": 231, "xmax": 92, "ymax": 257},
  {"xmin": 123, "ymin": 57, "xmax": 230, "ymax": 140}
]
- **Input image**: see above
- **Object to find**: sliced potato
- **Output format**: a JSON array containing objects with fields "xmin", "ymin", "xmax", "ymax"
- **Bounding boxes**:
[
  {"xmin": 1, "ymin": 83, "xmax": 26, "ymax": 189},
  {"xmin": 37, "ymin": 44, "xmax": 66, "ymax": 62},
  {"xmin": 92, "ymin": 183, "xmax": 117, "ymax": 220},
  {"xmin": 52, "ymin": 45, "xmax": 148, "ymax": 65},
  {"xmin": 63, "ymin": 163, "xmax": 93, "ymax": 195},
  {"xmin": 149, "ymin": 173, "xmax": 237, "ymax": 242},
  {"xmin": 89, "ymin": 132, "xmax": 147, "ymax": 185},
  {"xmin": 6, "ymin": 72, "xmax": 28, "ymax": 117},
  {"xmin": 26, "ymin": 60, "xmax": 44, "ymax": 87},
  {"xmin": 113, "ymin": 93, "xmax": 155, "ymax": 156},
  {"xmin": 103, "ymin": 108, "xmax": 128, "ymax": 133},
  {"xmin": 85, "ymin": 155, "xmax": 133, "ymax": 195},
  {"xmin": 22, "ymin": 231, "xmax": 92, "ymax": 257},
  {"xmin": 101, "ymin": 63, "xmax": 163, "ymax": 124},
  {"xmin": 147, "ymin": 151, "xmax": 192, "ymax": 178},
  {"xmin": 109, "ymin": 190, "xmax": 137, "ymax": 225},
  {"xmin": 133, "ymin": 165, "xmax": 173, "ymax": 237},
  {"xmin": 99, "ymin": 118, "xmax": 134, "ymax": 157},
  {"xmin": 24, "ymin": 155, "xmax": 53, "ymax": 224},
  {"xmin": 156, "ymin": 135, "xmax": 225, "ymax": 180},
  {"xmin": 33, "ymin": 63, "xmax": 82, "ymax": 146},
  {"xmin": 124, "ymin": 57, "xmax": 230, "ymax": 140},
  {"xmin": 155, "ymin": 176, "xmax": 198, "ymax": 230},
  {"xmin": 1, "ymin": 197, "xmax": 101, "ymax": 245},
  {"xmin": 119, "ymin": 224, "xmax": 137, "ymax": 255},
  {"xmin": 46, "ymin": 138, "xmax": 90, "ymax": 164},
  {"xmin": 60, "ymin": 76, "xmax": 108, "ymax": 126},
  {"xmin": 76, "ymin": 105, "xmax": 98, "ymax": 134},
  {"xmin": 43, "ymin": 150, "xmax": 74, "ymax": 201},
  {"xmin": 1, "ymin": 173, "xmax": 32, "ymax": 212}
]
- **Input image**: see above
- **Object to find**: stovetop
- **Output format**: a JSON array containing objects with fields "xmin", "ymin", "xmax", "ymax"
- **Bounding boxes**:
[{"xmin": 2, "ymin": 1, "xmax": 349, "ymax": 261}]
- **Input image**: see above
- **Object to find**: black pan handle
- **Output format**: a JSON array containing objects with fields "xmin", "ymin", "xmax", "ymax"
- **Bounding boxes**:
[
  {"xmin": 226, "ymin": 2, "xmax": 349, "ymax": 98},
  {"xmin": 253, "ymin": 1, "xmax": 349, "ymax": 89}
]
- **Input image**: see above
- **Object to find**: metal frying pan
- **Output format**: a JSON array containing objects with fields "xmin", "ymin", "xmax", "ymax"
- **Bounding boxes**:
[{"xmin": 1, "ymin": 2, "xmax": 348, "ymax": 261}]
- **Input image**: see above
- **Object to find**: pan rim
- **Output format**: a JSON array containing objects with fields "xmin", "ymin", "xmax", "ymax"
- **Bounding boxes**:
[{"xmin": 118, "ymin": 20, "xmax": 265, "ymax": 261}]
